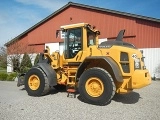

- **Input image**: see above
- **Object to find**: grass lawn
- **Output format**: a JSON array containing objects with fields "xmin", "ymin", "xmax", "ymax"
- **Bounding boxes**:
[{"xmin": 0, "ymin": 67, "xmax": 7, "ymax": 73}]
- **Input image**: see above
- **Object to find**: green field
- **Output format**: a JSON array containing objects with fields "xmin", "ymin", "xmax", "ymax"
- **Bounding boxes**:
[{"xmin": 0, "ymin": 67, "xmax": 7, "ymax": 73}]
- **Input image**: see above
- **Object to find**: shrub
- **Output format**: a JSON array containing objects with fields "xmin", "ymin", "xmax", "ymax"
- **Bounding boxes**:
[
  {"xmin": 0, "ymin": 66, "xmax": 7, "ymax": 72},
  {"xmin": 7, "ymin": 72, "xmax": 17, "ymax": 81},
  {"xmin": 0, "ymin": 72, "xmax": 18, "ymax": 81},
  {"xmin": 0, "ymin": 46, "xmax": 7, "ymax": 68},
  {"xmin": 34, "ymin": 53, "xmax": 40, "ymax": 65},
  {"xmin": 0, "ymin": 61, "xmax": 7, "ymax": 69},
  {"xmin": 12, "ymin": 57, "xmax": 20, "ymax": 72},
  {"xmin": 0, "ymin": 73, "xmax": 8, "ymax": 81},
  {"xmin": 20, "ymin": 53, "xmax": 32, "ymax": 73}
]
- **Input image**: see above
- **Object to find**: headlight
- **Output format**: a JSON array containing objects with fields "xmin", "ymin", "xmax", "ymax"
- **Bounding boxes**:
[{"xmin": 134, "ymin": 58, "xmax": 141, "ymax": 69}]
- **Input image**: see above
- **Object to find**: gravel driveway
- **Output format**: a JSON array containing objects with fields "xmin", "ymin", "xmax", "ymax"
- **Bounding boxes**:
[{"xmin": 0, "ymin": 80, "xmax": 160, "ymax": 120}]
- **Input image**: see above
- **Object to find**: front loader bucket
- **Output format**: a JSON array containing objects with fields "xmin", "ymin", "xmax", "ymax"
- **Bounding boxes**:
[{"xmin": 17, "ymin": 73, "xmax": 26, "ymax": 87}]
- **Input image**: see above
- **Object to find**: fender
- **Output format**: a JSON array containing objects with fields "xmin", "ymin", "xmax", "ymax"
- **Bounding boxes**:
[
  {"xmin": 76, "ymin": 56, "xmax": 123, "ymax": 82},
  {"xmin": 36, "ymin": 63, "xmax": 57, "ymax": 86}
]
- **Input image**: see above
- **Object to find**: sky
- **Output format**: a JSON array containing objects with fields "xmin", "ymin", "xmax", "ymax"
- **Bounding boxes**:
[{"xmin": 0, "ymin": 0, "xmax": 160, "ymax": 46}]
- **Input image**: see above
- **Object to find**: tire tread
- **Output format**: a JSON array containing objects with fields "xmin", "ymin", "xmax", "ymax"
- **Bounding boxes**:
[{"xmin": 79, "ymin": 67, "xmax": 116, "ymax": 105}]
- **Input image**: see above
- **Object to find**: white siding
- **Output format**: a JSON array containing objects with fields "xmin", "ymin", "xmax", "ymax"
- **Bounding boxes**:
[
  {"xmin": 99, "ymin": 38, "xmax": 107, "ymax": 44},
  {"xmin": 29, "ymin": 53, "xmax": 37, "ymax": 65},
  {"xmin": 59, "ymin": 42, "xmax": 64, "ymax": 55},
  {"xmin": 140, "ymin": 48, "xmax": 160, "ymax": 78},
  {"xmin": 45, "ymin": 43, "xmax": 60, "ymax": 54},
  {"xmin": 7, "ymin": 53, "xmax": 37, "ymax": 73},
  {"xmin": 7, "ymin": 55, "xmax": 13, "ymax": 73},
  {"xmin": 45, "ymin": 42, "xmax": 64, "ymax": 55}
]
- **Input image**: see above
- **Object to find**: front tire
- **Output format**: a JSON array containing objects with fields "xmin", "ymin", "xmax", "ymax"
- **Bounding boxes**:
[
  {"xmin": 78, "ymin": 67, "xmax": 115, "ymax": 105},
  {"xmin": 25, "ymin": 67, "xmax": 50, "ymax": 96}
]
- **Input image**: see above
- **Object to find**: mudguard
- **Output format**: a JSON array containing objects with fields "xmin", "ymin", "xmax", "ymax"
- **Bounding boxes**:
[
  {"xmin": 17, "ymin": 53, "xmax": 57, "ymax": 87},
  {"xmin": 36, "ymin": 63, "xmax": 57, "ymax": 86},
  {"xmin": 76, "ymin": 56, "xmax": 123, "ymax": 82}
]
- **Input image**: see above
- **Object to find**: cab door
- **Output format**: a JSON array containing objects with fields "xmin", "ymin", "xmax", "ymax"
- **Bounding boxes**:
[{"xmin": 64, "ymin": 27, "xmax": 83, "ymax": 62}]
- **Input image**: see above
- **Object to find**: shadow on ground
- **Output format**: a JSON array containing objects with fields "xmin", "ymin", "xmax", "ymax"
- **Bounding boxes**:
[
  {"xmin": 19, "ymin": 86, "xmax": 141, "ymax": 105},
  {"xmin": 18, "ymin": 85, "xmax": 67, "ymax": 95},
  {"xmin": 48, "ymin": 87, "xmax": 68, "ymax": 95},
  {"xmin": 112, "ymin": 92, "xmax": 141, "ymax": 104},
  {"xmin": 77, "ymin": 95, "xmax": 111, "ymax": 106},
  {"xmin": 77, "ymin": 91, "xmax": 141, "ymax": 106}
]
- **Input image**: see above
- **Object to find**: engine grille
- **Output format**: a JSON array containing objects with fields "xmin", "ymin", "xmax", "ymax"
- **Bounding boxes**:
[{"xmin": 120, "ymin": 52, "xmax": 130, "ymax": 73}]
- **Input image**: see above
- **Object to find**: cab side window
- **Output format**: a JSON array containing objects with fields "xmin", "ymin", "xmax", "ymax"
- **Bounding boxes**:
[{"xmin": 87, "ymin": 30, "xmax": 96, "ymax": 46}]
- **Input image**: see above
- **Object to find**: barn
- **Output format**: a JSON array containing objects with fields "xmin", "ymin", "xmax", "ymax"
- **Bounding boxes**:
[{"xmin": 5, "ymin": 2, "xmax": 160, "ymax": 78}]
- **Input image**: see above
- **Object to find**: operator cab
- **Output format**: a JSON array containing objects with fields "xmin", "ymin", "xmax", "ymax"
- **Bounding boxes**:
[{"xmin": 60, "ymin": 23, "xmax": 99, "ymax": 60}]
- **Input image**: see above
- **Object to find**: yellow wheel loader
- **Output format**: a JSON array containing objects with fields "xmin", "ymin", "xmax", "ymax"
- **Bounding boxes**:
[{"xmin": 17, "ymin": 23, "xmax": 151, "ymax": 105}]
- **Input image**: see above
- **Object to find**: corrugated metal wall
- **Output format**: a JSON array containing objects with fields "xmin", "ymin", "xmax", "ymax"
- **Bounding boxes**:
[
  {"xmin": 7, "ymin": 35, "xmax": 29, "ymax": 54},
  {"xmin": 25, "ymin": 6, "xmax": 160, "ymax": 52},
  {"xmin": 136, "ymin": 19, "xmax": 160, "ymax": 48}
]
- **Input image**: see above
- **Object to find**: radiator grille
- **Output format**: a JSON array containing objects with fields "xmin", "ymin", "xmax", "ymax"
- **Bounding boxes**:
[{"xmin": 120, "ymin": 52, "xmax": 130, "ymax": 73}]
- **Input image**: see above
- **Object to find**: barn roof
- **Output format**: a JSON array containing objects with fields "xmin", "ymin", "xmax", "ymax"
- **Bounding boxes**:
[{"xmin": 5, "ymin": 2, "xmax": 160, "ymax": 46}]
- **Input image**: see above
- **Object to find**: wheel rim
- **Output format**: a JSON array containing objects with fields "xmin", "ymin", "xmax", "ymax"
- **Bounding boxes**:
[
  {"xmin": 28, "ymin": 75, "xmax": 40, "ymax": 90},
  {"xmin": 85, "ymin": 77, "xmax": 104, "ymax": 97}
]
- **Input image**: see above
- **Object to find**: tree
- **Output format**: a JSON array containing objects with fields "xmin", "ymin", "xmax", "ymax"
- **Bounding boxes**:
[
  {"xmin": 12, "ymin": 57, "xmax": 20, "ymax": 72},
  {"xmin": 0, "ymin": 46, "xmax": 7, "ymax": 68},
  {"xmin": 34, "ymin": 53, "xmax": 40, "ymax": 65},
  {"xmin": 20, "ymin": 53, "xmax": 32, "ymax": 73}
]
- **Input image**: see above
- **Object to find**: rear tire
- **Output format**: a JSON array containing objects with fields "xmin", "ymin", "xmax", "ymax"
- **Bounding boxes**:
[
  {"xmin": 78, "ymin": 67, "xmax": 115, "ymax": 105},
  {"xmin": 25, "ymin": 67, "xmax": 50, "ymax": 96}
]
